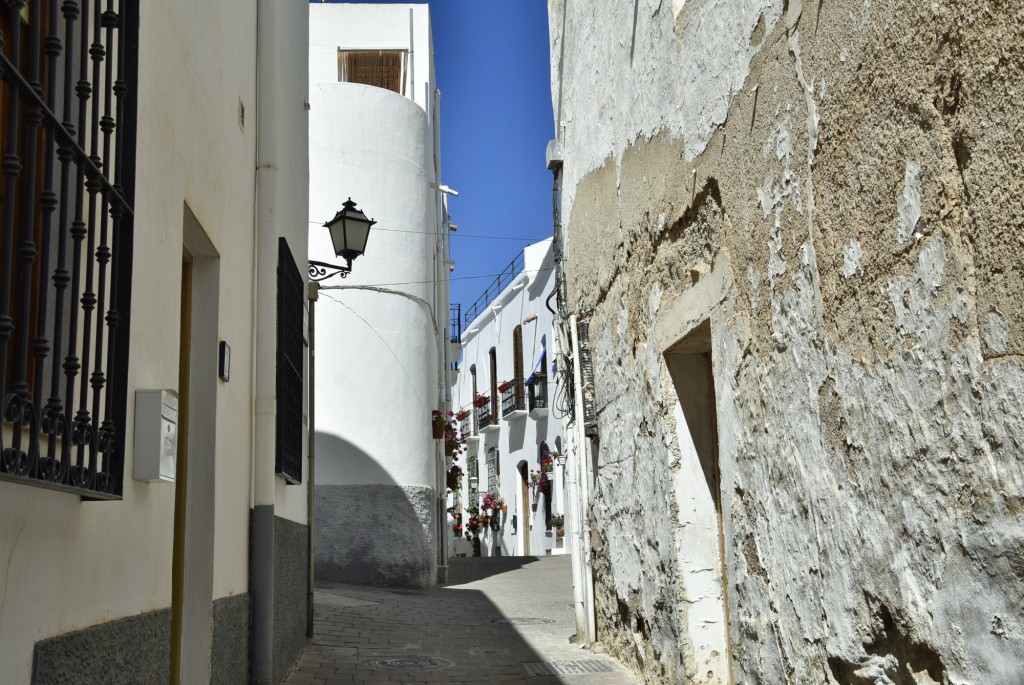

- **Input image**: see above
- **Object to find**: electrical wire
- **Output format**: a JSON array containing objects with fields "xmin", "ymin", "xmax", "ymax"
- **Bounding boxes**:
[
  {"xmin": 307, "ymin": 220, "xmax": 547, "ymax": 242},
  {"xmin": 311, "ymin": 267, "xmax": 554, "ymax": 290},
  {"xmin": 552, "ymin": 350, "xmax": 575, "ymax": 421}
]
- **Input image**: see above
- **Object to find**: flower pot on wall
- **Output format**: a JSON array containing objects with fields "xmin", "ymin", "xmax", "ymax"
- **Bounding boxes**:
[
  {"xmin": 531, "ymin": 502, "xmax": 538, "ymax": 512},
  {"xmin": 432, "ymin": 422, "xmax": 445, "ymax": 439}
]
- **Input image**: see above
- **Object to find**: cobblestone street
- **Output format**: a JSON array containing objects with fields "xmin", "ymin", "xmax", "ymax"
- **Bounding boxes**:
[{"xmin": 284, "ymin": 556, "xmax": 641, "ymax": 684}]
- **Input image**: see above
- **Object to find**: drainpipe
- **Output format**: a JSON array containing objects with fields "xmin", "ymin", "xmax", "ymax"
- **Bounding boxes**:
[
  {"xmin": 307, "ymin": 283, "xmax": 318, "ymax": 636},
  {"xmin": 569, "ymin": 315, "xmax": 597, "ymax": 646},
  {"xmin": 557, "ymin": 324, "xmax": 587, "ymax": 642},
  {"xmin": 252, "ymin": 0, "xmax": 280, "ymax": 681}
]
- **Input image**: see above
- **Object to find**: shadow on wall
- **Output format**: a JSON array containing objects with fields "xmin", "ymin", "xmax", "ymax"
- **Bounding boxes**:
[
  {"xmin": 315, "ymin": 431, "xmax": 396, "ymax": 486},
  {"xmin": 314, "ymin": 431, "xmax": 436, "ymax": 589},
  {"xmin": 507, "ymin": 418, "xmax": 527, "ymax": 452}
]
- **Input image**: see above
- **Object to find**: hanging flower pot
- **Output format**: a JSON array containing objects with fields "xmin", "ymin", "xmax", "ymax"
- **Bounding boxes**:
[
  {"xmin": 531, "ymin": 501, "xmax": 538, "ymax": 512},
  {"xmin": 455, "ymin": 409, "xmax": 470, "ymax": 421},
  {"xmin": 497, "ymin": 379, "xmax": 512, "ymax": 393},
  {"xmin": 474, "ymin": 395, "xmax": 488, "ymax": 408},
  {"xmin": 446, "ymin": 465, "xmax": 463, "ymax": 491},
  {"xmin": 431, "ymin": 410, "xmax": 447, "ymax": 439}
]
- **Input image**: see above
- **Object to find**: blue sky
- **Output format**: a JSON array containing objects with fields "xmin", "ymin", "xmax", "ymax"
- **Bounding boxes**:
[{"xmin": 320, "ymin": 1, "xmax": 556, "ymax": 324}]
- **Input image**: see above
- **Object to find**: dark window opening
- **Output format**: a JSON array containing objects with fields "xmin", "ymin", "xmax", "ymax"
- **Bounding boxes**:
[
  {"xmin": 488, "ymin": 347, "xmax": 497, "ymax": 425},
  {"xmin": 276, "ymin": 238, "xmax": 303, "ymax": 483}
]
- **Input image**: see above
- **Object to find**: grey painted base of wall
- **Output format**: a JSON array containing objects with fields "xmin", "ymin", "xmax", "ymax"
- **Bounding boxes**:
[
  {"xmin": 211, "ymin": 593, "xmax": 251, "ymax": 684},
  {"xmin": 32, "ymin": 609, "xmax": 171, "ymax": 685},
  {"xmin": 31, "ymin": 517, "xmax": 305, "ymax": 685},
  {"xmin": 316, "ymin": 484, "xmax": 436, "ymax": 588},
  {"xmin": 31, "ymin": 595, "xmax": 251, "ymax": 685},
  {"xmin": 274, "ymin": 515, "xmax": 309, "ymax": 685}
]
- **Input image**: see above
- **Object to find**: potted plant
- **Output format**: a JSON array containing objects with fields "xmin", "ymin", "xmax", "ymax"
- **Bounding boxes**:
[
  {"xmin": 497, "ymin": 379, "xmax": 512, "ymax": 393},
  {"xmin": 551, "ymin": 514, "xmax": 565, "ymax": 538},
  {"xmin": 474, "ymin": 394, "xmax": 488, "ymax": 408},
  {"xmin": 431, "ymin": 410, "xmax": 449, "ymax": 439},
  {"xmin": 446, "ymin": 464, "xmax": 463, "ymax": 492},
  {"xmin": 444, "ymin": 426, "xmax": 466, "ymax": 456},
  {"xmin": 455, "ymin": 409, "xmax": 470, "ymax": 421}
]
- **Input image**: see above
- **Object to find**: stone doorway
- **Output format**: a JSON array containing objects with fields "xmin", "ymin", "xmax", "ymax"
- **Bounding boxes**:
[{"xmin": 664, "ymin": 319, "xmax": 732, "ymax": 684}]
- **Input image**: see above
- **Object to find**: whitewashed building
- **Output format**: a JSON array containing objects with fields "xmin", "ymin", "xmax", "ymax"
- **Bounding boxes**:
[
  {"xmin": 449, "ymin": 239, "xmax": 567, "ymax": 558},
  {"xmin": 0, "ymin": 1, "xmax": 311, "ymax": 683},
  {"xmin": 309, "ymin": 3, "xmax": 453, "ymax": 588}
]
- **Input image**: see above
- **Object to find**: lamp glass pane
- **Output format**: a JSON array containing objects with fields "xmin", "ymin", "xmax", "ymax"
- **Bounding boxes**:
[{"xmin": 343, "ymin": 219, "xmax": 371, "ymax": 256}]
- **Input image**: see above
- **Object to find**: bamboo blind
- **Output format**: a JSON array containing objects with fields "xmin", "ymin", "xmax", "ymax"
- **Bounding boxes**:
[{"xmin": 338, "ymin": 50, "xmax": 406, "ymax": 95}]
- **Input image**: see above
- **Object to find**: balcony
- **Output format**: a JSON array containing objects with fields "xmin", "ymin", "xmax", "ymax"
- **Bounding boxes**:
[
  {"xmin": 528, "ymin": 374, "xmax": 549, "ymax": 419},
  {"xmin": 501, "ymin": 379, "xmax": 528, "ymax": 420},
  {"xmin": 449, "ymin": 304, "xmax": 463, "ymax": 358},
  {"xmin": 476, "ymin": 398, "xmax": 499, "ymax": 434}
]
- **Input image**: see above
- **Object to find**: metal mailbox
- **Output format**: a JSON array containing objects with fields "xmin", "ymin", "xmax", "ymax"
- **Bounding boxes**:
[{"xmin": 132, "ymin": 389, "xmax": 178, "ymax": 483}]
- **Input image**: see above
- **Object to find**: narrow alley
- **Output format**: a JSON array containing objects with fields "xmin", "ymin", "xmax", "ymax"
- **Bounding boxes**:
[{"xmin": 284, "ymin": 557, "xmax": 640, "ymax": 685}]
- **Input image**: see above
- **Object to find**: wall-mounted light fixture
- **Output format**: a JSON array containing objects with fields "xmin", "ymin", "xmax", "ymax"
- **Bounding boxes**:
[{"xmin": 308, "ymin": 198, "xmax": 376, "ymax": 282}]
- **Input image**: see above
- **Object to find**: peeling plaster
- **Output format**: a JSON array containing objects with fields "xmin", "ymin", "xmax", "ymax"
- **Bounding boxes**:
[
  {"xmin": 552, "ymin": 1, "xmax": 1024, "ymax": 682},
  {"xmin": 981, "ymin": 309, "xmax": 1010, "ymax": 355},
  {"xmin": 843, "ymin": 237, "xmax": 863, "ymax": 278},
  {"xmin": 553, "ymin": 0, "xmax": 784, "ymax": 222},
  {"xmin": 897, "ymin": 163, "xmax": 923, "ymax": 244}
]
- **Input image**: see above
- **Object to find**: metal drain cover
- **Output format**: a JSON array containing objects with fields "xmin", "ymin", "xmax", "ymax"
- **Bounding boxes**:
[
  {"xmin": 495, "ymin": 617, "xmax": 556, "ymax": 625},
  {"xmin": 367, "ymin": 656, "xmax": 452, "ymax": 671},
  {"xmin": 523, "ymin": 660, "xmax": 614, "ymax": 676}
]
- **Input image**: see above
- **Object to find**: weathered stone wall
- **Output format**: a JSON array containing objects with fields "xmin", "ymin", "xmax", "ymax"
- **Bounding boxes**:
[
  {"xmin": 550, "ymin": 0, "xmax": 1024, "ymax": 683},
  {"xmin": 315, "ymin": 484, "xmax": 437, "ymax": 588}
]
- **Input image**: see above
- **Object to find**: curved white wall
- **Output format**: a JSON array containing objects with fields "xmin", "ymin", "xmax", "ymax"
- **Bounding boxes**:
[{"xmin": 311, "ymin": 84, "xmax": 439, "ymax": 489}]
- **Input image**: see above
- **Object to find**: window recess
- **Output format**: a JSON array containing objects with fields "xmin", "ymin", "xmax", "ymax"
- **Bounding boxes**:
[{"xmin": 337, "ymin": 49, "xmax": 408, "ymax": 96}]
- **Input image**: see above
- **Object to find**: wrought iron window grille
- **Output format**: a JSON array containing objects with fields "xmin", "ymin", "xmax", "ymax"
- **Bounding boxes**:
[
  {"xmin": 0, "ymin": 0, "xmax": 140, "ymax": 499},
  {"xmin": 475, "ymin": 399, "xmax": 491, "ymax": 430},
  {"xmin": 501, "ymin": 378, "xmax": 525, "ymax": 417},
  {"xmin": 528, "ymin": 374, "xmax": 548, "ymax": 411}
]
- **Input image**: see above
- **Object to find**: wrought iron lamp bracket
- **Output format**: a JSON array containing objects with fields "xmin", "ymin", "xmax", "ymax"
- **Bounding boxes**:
[{"xmin": 308, "ymin": 259, "xmax": 353, "ymax": 282}]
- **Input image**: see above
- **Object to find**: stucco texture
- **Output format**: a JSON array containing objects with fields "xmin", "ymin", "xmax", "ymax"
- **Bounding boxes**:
[
  {"xmin": 31, "ymin": 610, "xmax": 171, "ymax": 685},
  {"xmin": 315, "ymin": 484, "xmax": 437, "ymax": 588},
  {"xmin": 551, "ymin": 0, "xmax": 1024, "ymax": 683}
]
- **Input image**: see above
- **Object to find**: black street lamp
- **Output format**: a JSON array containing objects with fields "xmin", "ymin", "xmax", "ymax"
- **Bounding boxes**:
[{"xmin": 308, "ymin": 198, "xmax": 376, "ymax": 281}]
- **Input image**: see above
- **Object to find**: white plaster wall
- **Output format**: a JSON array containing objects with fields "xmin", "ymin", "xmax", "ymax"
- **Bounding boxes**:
[
  {"xmin": 448, "ymin": 241, "xmax": 567, "ymax": 557},
  {"xmin": 310, "ymin": 4, "xmax": 434, "ymax": 113},
  {"xmin": 549, "ymin": 0, "xmax": 783, "ymax": 224},
  {"xmin": 266, "ymin": 0, "xmax": 312, "ymax": 530},
  {"xmin": 0, "ymin": 0, "xmax": 310, "ymax": 681},
  {"xmin": 309, "ymin": 4, "xmax": 441, "ymax": 492}
]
